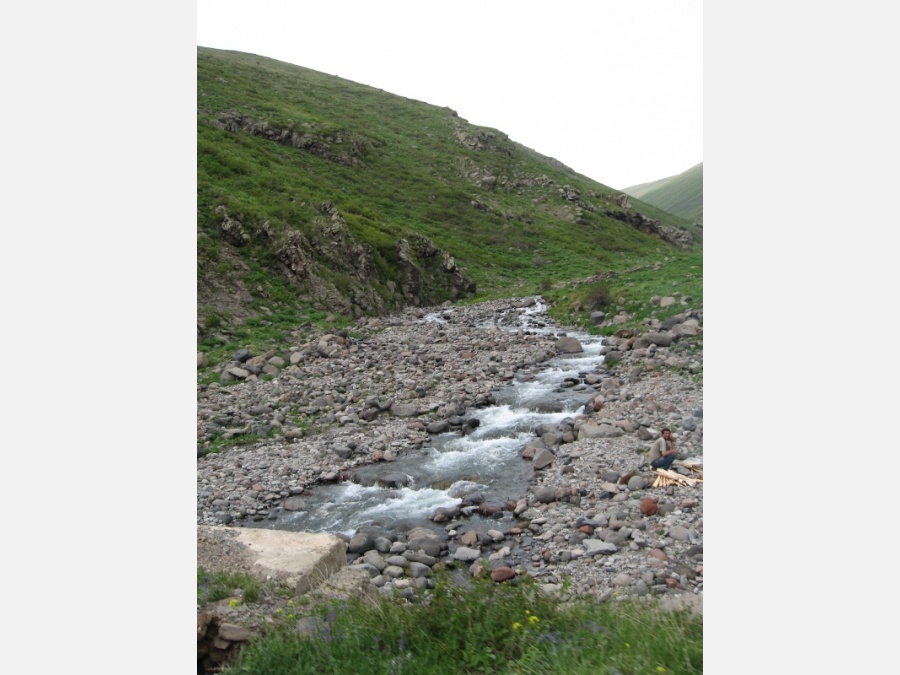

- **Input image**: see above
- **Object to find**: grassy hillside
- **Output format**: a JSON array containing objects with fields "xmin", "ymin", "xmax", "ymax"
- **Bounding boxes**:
[
  {"xmin": 622, "ymin": 163, "xmax": 703, "ymax": 224},
  {"xmin": 197, "ymin": 47, "xmax": 701, "ymax": 351},
  {"xmin": 620, "ymin": 175, "xmax": 671, "ymax": 199}
]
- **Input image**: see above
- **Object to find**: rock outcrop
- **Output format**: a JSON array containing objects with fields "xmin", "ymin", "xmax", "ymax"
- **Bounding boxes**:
[
  {"xmin": 210, "ymin": 111, "xmax": 375, "ymax": 168},
  {"xmin": 203, "ymin": 204, "xmax": 476, "ymax": 320},
  {"xmin": 605, "ymin": 208, "xmax": 695, "ymax": 249}
]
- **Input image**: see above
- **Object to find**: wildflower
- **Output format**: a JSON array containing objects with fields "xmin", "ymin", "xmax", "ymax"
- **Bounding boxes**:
[
  {"xmin": 275, "ymin": 608, "xmax": 283, "ymax": 614},
  {"xmin": 287, "ymin": 613, "xmax": 295, "ymax": 621},
  {"xmin": 657, "ymin": 668, "xmax": 666, "ymax": 673},
  {"xmin": 228, "ymin": 598, "xmax": 239, "ymax": 608},
  {"xmin": 287, "ymin": 599, "xmax": 294, "ymax": 607},
  {"xmin": 529, "ymin": 615, "xmax": 540, "ymax": 624},
  {"xmin": 513, "ymin": 622, "xmax": 523, "ymax": 630}
]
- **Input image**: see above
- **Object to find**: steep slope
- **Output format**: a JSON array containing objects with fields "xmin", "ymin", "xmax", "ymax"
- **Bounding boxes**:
[
  {"xmin": 622, "ymin": 163, "xmax": 703, "ymax": 223},
  {"xmin": 197, "ymin": 48, "xmax": 699, "ymax": 339}
]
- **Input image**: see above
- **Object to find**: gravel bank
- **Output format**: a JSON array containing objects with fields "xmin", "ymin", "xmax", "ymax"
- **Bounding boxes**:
[{"xmin": 197, "ymin": 296, "xmax": 703, "ymax": 615}]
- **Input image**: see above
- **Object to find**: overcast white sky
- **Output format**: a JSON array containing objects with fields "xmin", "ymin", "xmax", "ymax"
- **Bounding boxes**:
[{"xmin": 197, "ymin": 0, "xmax": 702, "ymax": 189}]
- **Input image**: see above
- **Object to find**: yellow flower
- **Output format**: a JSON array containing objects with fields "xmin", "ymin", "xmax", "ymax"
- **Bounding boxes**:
[
  {"xmin": 528, "ymin": 615, "xmax": 540, "ymax": 624},
  {"xmin": 275, "ymin": 608, "xmax": 283, "ymax": 614},
  {"xmin": 287, "ymin": 599, "xmax": 294, "ymax": 606},
  {"xmin": 525, "ymin": 610, "xmax": 531, "ymax": 615},
  {"xmin": 287, "ymin": 613, "xmax": 295, "ymax": 620},
  {"xmin": 656, "ymin": 668, "xmax": 666, "ymax": 673},
  {"xmin": 513, "ymin": 622, "xmax": 523, "ymax": 630},
  {"xmin": 228, "ymin": 598, "xmax": 239, "ymax": 608}
]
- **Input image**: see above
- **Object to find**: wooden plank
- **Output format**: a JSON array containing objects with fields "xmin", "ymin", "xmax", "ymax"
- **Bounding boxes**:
[{"xmin": 655, "ymin": 469, "xmax": 698, "ymax": 486}]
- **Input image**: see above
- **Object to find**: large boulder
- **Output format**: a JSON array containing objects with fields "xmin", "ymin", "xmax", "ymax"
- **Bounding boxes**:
[
  {"xmin": 672, "ymin": 320, "xmax": 701, "ymax": 337},
  {"xmin": 532, "ymin": 447, "xmax": 555, "ymax": 469},
  {"xmin": 555, "ymin": 337, "xmax": 583, "ymax": 353},
  {"xmin": 577, "ymin": 422, "xmax": 623, "ymax": 440},
  {"xmin": 638, "ymin": 332, "xmax": 675, "ymax": 348},
  {"xmin": 389, "ymin": 403, "xmax": 419, "ymax": 417}
]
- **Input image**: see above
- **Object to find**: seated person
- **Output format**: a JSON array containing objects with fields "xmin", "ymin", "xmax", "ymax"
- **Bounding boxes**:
[{"xmin": 647, "ymin": 428, "xmax": 678, "ymax": 470}]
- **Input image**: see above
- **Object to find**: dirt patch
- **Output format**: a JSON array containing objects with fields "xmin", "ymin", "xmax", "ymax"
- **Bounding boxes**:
[
  {"xmin": 197, "ymin": 247, "xmax": 258, "ymax": 332},
  {"xmin": 197, "ymin": 527, "xmax": 263, "ymax": 576}
]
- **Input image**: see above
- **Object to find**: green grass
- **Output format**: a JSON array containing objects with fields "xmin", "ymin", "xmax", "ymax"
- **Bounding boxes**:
[
  {"xmin": 543, "ymin": 251, "xmax": 702, "ymax": 335},
  {"xmin": 202, "ymin": 431, "xmax": 267, "ymax": 455},
  {"xmin": 197, "ymin": 567, "xmax": 263, "ymax": 605},
  {"xmin": 222, "ymin": 574, "xmax": 702, "ymax": 674},
  {"xmin": 196, "ymin": 296, "xmax": 355, "ymax": 380},
  {"xmin": 623, "ymin": 163, "xmax": 703, "ymax": 224},
  {"xmin": 197, "ymin": 47, "xmax": 702, "ymax": 339}
]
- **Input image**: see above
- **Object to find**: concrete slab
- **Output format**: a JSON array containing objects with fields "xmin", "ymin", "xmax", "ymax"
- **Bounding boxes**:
[{"xmin": 201, "ymin": 526, "xmax": 347, "ymax": 595}]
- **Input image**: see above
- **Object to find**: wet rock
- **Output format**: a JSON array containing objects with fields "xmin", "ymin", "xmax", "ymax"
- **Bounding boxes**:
[{"xmin": 555, "ymin": 337, "xmax": 583, "ymax": 353}]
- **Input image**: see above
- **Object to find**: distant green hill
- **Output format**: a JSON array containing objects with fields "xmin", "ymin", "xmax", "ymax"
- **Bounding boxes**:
[
  {"xmin": 623, "ymin": 163, "xmax": 703, "ymax": 224},
  {"xmin": 197, "ymin": 47, "xmax": 700, "ymax": 343}
]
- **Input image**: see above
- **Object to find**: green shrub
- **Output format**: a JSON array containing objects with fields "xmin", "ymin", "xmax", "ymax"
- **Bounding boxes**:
[{"xmin": 586, "ymin": 281, "xmax": 612, "ymax": 309}]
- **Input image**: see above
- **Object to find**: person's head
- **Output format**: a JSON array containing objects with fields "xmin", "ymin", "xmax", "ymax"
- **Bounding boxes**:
[{"xmin": 662, "ymin": 428, "xmax": 672, "ymax": 439}]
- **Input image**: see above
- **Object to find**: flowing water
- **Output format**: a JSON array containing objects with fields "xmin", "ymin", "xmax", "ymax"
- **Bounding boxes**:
[{"xmin": 253, "ymin": 299, "xmax": 607, "ymax": 536}]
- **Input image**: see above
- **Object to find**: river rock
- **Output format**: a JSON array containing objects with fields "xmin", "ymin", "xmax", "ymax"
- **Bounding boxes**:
[
  {"xmin": 578, "ymin": 422, "xmax": 623, "ymax": 440},
  {"xmin": 426, "ymin": 420, "xmax": 450, "ymax": 434},
  {"xmin": 531, "ymin": 486, "xmax": 557, "ymax": 503},
  {"xmin": 639, "ymin": 498, "xmax": 658, "ymax": 515},
  {"xmin": 409, "ymin": 562, "xmax": 432, "ymax": 578},
  {"xmin": 491, "ymin": 567, "xmax": 516, "ymax": 582},
  {"xmin": 453, "ymin": 546, "xmax": 481, "ymax": 562},
  {"xmin": 407, "ymin": 537, "xmax": 443, "ymax": 557},
  {"xmin": 627, "ymin": 476, "xmax": 647, "ymax": 490},
  {"xmin": 376, "ymin": 472, "xmax": 411, "ymax": 488},
  {"xmin": 282, "ymin": 497, "xmax": 306, "ymax": 511},
  {"xmin": 390, "ymin": 403, "xmax": 419, "ymax": 417},
  {"xmin": 668, "ymin": 526, "xmax": 691, "ymax": 541},
  {"xmin": 555, "ymin": 337, "xmax": 583, "ymax": 353},
  {"xmin": 532, "ymin": 448, "xmax": 555, "ymax": 469},
  {"xmin": 584, "ymin": 540, "xmax": 617, "ymax": 555},
  {"xmin": 348, "ymin": 531, "xmax": 378, "ymax": 554}
]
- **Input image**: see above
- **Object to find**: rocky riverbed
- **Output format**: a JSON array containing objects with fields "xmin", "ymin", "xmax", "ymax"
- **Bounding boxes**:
[{"xmin": 197, "ymin": 296, "xmax": 703, "ymax": 615}]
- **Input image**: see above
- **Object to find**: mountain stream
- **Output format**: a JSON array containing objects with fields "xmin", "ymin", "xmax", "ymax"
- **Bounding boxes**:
[{"xmin": 250, "ymin": 299, "xmax": 607, "ymax": 537}]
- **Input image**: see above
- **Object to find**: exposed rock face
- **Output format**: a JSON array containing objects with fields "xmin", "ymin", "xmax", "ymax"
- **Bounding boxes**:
[
  {"xmin": 605, "ymin": 208, "xmax": 695, "ymax": 248},
  {"xmin": 215, "ymin": 205, "xmax": 251, "ymax": 246},
  {"xmin": 610, "ymin": 193, "xmax": 630, "ymax": 209},
  {"xmin": 453, "ymin": 125, "xmax": 513, "ymax": 155},
  {"xmin": 203, "ymin": 205, "xmax": 476, "ymax": 319},
  {"xmin": 209, "ymin": 111, "xmax": 375, "ymax": 167}
]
